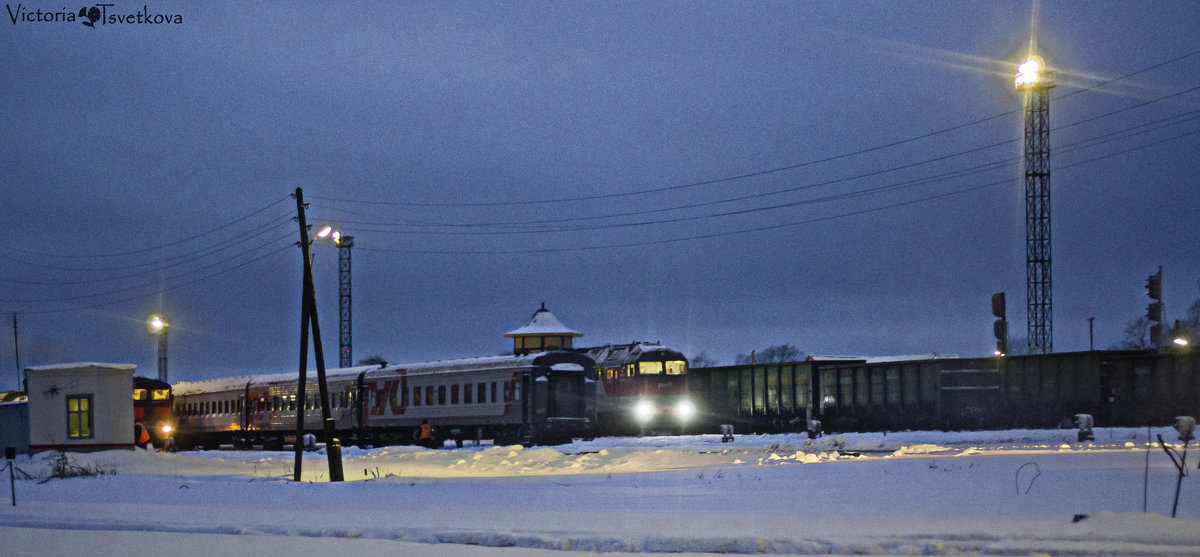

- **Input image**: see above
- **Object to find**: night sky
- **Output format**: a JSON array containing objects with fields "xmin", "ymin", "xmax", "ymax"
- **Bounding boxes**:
[{"xmin": 3, "ymin": 1, "xmax": 1199, "ymax": 385}]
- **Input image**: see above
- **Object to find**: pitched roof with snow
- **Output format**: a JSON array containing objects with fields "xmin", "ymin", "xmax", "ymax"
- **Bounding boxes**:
[
  {"xmin": 503, "ymin": 303, "xmax": 582, "ymax": 338},
  {"xmin": 25, "ymin": 362, "xmax": 137, "ymax": 372}
]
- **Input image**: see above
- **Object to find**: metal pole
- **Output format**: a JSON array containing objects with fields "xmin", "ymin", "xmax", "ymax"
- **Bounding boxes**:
[
  {"xmin": 156, "ymin": 329, "xmax": 168, "ymax": 384},
  {"xmin": 1088, "ymin": 317, "xmax": 1094, "ymax": 351},
  {"xmin": 294, "ymin": 188, "xmax": 344, "ymax": 482},
  {"xmin": 12, "ymin": 314, "xmax": 19, "ymax": 391}
]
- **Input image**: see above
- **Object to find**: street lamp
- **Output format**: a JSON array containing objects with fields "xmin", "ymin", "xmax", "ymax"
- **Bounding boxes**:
[
  {"xmin": 145, "ymin": 314, "xmax": 168, "ymax": 383},
  {"xmin": 313, "ymin": 225, "xmax": 355, "ymax": 368}
]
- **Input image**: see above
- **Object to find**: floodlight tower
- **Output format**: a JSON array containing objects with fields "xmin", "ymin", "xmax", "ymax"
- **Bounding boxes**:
[
  {"xmin": 336, "ymin": 233, "xmax": 354, "ymax": 368},
  {"xmin": 146, "ymin": 314, "xmax": 169, "ymax": 383},
  {"xmin": 1016, "ymin": 54, "xmax": 1056, "ymax": 354}
]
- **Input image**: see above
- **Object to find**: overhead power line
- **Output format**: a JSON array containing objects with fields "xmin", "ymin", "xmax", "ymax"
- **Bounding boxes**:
[{"xmin": 312, "ymin": 48, "xmax": 1200, "ymax": 209}]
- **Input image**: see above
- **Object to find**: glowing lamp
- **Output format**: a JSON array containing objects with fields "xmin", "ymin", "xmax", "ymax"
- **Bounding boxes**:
[
  {"xmin": 675, "ymin": 399, "xmax": 696, "ymax": 422},
  {"xmin": 146, "ymin": 314, "xmax": 168, "ymax": 334},
  {"xmin": 1173, "ymin": 337, "xmax": 1189, "ymax": 347},
  {"xmin": 1015, "ymin": 55, "xmax": 1052, "ymax": 89},
  {"xmin": 315, "ymin": 225, "xmax": 333, "ymax": 239},
  {"xmin": 634, "ymin": 399, "xmax": 654, "ymax": 423}
]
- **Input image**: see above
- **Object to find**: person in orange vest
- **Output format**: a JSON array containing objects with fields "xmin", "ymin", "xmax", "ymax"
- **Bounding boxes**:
[
  {"xmin": 135, "ymin": 423, "xmax": 151, "ymax": 448},
  {"xmin": 419, "ymin": 419, "xmax": 434, "ymax": 449}
]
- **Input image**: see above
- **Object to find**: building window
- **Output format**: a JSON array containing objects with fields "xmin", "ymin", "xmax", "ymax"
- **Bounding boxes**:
[
  {"xmin": 451, "ymin": 384, "xmax": 460, "ymax": 404},
  {"xmin": 478, "ymin": 383, "xmax": 487, "ymax": 403},
  {"xmin": 67, "ymin": 395, "xmax": 93, "ymax": 439},
  {"xmin": 464, "ymin": 383, "xmax": 473, "ymax": 404},
  {"xmin": 426, "ymin": 386, "xmax": 434, "ymax": 406}
]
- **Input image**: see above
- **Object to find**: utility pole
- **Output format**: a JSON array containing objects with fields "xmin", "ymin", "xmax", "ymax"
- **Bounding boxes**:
[
  {"xmin": 11, "ymin": 314, "xmax": 19, "ymax": 391},
  {"xmin": 292, "ymin": 187, "xmax": 344, "ymax": 482},
  {"xmin": 1088, "ymin": 317, "xmax": 1094, "ymax": 351}
]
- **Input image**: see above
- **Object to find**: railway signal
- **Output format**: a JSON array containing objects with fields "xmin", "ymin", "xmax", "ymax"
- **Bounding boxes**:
[
  {"xmin": 1146, "ymin": 267, "xmax": 1163, "ymax": 347},
  {"xmin": 992, "ymin": 292, "xmax": 1007, "ymax": 356}
]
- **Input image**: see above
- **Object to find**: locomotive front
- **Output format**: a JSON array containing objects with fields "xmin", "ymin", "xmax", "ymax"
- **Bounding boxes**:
[{"xmin": 627, "ymin": 348, "xmax": 693, "ymax": 434}]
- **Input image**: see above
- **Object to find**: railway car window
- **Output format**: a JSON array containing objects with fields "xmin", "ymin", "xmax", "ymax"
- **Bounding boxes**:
[
  {"xmin": 133, "ymin": 389, "xmax": 147, "ymax": 401},
  {"xmin": 437, "ymin": 385, "xmax": 446, "ymax": 405},
  {"xmin": 666, "ymin": 361, "xmax": 686, "ymax": 375},
  {"xmin": 464, "ymin": 383, "xmax": 472, "ymax": 404},
  {"xmin": 503, "ymin": 383, "xmax": 510, "ymax": 402},
  {"xmin": 423, "ymin": 386, "xmax": 432, "ymax": 406},
  {"xmin": 491, "ymin": 382, "xmax": 498, "ymax": 403},
  {"xmin": 478, "ymin": 383, "xmax": 487, "ymax": 403},
  {"xmin": 412, "ymin": 387, "xmax": 421, "ymax": 406},
  {"xmin": 451, "ymin": 385, "xmax": 459, "ymax": 404},
  {"xmin": 639, "ymin": 361, "xmax": 663, "ymax": 375},
  {"xmin": 66, "ymin": 395, "xmax": 93, "ymax": 439},
  {"xmin": 389, "ymin": 387, "xmax": 398, "ymax": 408}
]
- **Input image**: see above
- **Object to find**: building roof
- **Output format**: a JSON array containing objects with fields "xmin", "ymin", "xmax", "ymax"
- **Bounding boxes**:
[
  {"xmin": 25, "ymin": 362, "xmax": 137, "ymax": 372},
  {"xmin": 503, "ymin": 303, "xmax": 582, "ymax": 338}
]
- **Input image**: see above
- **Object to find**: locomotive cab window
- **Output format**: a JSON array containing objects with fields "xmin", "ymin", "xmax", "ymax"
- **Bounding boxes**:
[
  {"xmin": 133, "ymin": 389, "xmax": 147, "ymax": 401},
  {"xmin": 152, "ymin": 389, "xmax": 170, "ymax": 400},
  {"xmin": 639, "ymin": 362, "xmax": 663, "ymax": 375},
  {"xmin": 665, "ymin": 360, "xmax": 686, "ymax": 375}
]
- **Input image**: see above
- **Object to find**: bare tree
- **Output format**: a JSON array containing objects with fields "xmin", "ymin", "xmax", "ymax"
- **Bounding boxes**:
[
  {"xmin": 1112, "ymin": 317, "xmax": 1150, "ymax": 350},
  {"xmin": 735, "ymin": 343, "xmax": 804, "ymax": 364},
  {"xmin": 689, "ymin": 352, "xmax": 717, "ymax": 368},
  {"xmin": 355, "ymin": 355, "xmax": 388, "ymax": 366}
]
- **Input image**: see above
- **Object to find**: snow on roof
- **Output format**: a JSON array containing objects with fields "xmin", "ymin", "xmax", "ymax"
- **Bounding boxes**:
[
  {"xmin": 580, "ymin": 342, "xmax": 675, "ymax": 368},
  {"xmin": 25, "ymin": 362, "xmax": 136, "ymax": 372},
  {"xmin": 503, "ymin": 304, "xmax": 582, "ymax": 337},
  {"xmin": 174, "ymin": 365, "xmax": 380, "ymax": 395}
]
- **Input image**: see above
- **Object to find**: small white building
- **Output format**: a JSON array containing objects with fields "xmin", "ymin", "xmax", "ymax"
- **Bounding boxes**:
[{"xmin": 26, "ymin": 363, "xmax": 136, "ymax": 453}]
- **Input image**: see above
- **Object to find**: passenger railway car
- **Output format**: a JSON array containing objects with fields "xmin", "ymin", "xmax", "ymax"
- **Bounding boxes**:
[
  {"xmin": 170, "ymin": 350, "xmax": 596, "ymax": 449},
  {"xmin": 582, "ymin": 343, "xmax": 693, "ymax": 435},
  {"xmin": 132, "ymin": 377, "xmax": 174, "ymax": 449}
]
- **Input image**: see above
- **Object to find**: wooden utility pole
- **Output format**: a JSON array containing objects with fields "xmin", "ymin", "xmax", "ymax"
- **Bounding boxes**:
[{"xmin": 292, "ymin": 188, "xmax": 344, "ymax": 482}]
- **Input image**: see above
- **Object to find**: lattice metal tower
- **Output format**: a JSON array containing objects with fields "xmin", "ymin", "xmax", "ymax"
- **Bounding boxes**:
[
  {"xmin": 338, "ymin": 235, "xmax": 354, "ymax": 368},
  {"xmin": 1016, "ymin": 56, "xmax": 1056, "ymax": 354}
]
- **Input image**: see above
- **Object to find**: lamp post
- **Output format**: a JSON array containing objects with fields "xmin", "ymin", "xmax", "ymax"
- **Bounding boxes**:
[
  {"xmin": 1016, "ymin": 53, "xmax": 1056, "ymax": 355},
  {"xmin": 146, "ymin": 314, "xmax": 168, "ymax": 383},
  {"xmin": 311, "ymin": 227, "xmax": 355, "ymax": 368}
]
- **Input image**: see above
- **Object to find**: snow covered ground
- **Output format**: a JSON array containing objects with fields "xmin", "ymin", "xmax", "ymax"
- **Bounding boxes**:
[{"xmin": 3, "ymin": 427, "xmax": 1199, "ymax": 556}]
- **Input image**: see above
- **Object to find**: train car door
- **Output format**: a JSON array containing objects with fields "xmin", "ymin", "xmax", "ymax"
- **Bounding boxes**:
[{"xmin": 549, "ymin": 373, "xmax": 584, "ymax": 417}]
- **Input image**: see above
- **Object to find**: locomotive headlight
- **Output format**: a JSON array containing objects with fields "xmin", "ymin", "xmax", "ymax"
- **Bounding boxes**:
[
  {"xmin": 161, "ymin": 424, "xmax": 173, "ymax": 435},
  {"xmin": 675, "ymin": 399, "xmax": 696, "ymax": 422},
  {"xmin": 634, "ymin": 399, "xmax": 655, "ymax": 423}
]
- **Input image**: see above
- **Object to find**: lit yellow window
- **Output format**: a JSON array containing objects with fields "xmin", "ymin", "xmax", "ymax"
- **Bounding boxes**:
[
  {"xmin": 665, "ymin": 361, "xmax": 687, "ymax": 375},
  {"xmin": 639, "ymin": 362, "xmax": 664, "ymax": 375},
  {"xmin": 152, "ymin": 389, "xmax": 170, "ymax": 401},
  {"xmin": 133, "ymin": 389, "xmax": 147, "ymax": 401}
]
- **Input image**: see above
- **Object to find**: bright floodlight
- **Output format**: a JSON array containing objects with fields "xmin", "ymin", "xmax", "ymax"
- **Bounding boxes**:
[
  {"xmin": 332, "ymin": 230, "xmax": 342, "ymax": 245},
  {"xmin": 634, "ymin": 399, "xmax": 655, "ymax": 423},
  {"xmin": 1015, "ymin": 55, "xmax": 1045, "ymax": 88},
  {"xmin": 315, "ymin": 225, "xmax": 334, "ymax": 239},
  {"xmin": 1174, "ymin": 337, "xmax": 1189, "ymax": 347},
  {"xmin": 146, "ymin": 314, "xmax": 168, "ymax": 334}
]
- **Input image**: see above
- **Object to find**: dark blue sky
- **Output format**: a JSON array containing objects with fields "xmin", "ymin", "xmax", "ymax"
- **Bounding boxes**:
[{"xmin": 3, "ymin": 1, "xmax": 1199, "ymax": 384}]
